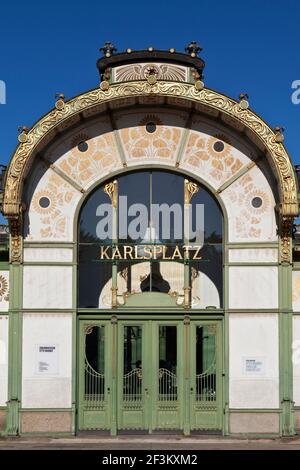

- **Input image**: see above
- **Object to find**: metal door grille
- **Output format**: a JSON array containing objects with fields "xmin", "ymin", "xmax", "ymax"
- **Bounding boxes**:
[
  {"xmin": 159, "ymin": 368, "xmax": 177, "ymax": 401},
  {"xmin": 84, "ymin": 357, "xmax": 105, "ymax": 407},
  {"xmin": 195, "ymin": 358, "xmax": 216, "ymax": 402},
  {"xmin": 123, "ymin": 368, "xmax": 142, "ymax": 401}
]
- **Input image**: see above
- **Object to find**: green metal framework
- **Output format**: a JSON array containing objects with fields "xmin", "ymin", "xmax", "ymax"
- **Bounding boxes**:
[
  {"xmin": 2, "ymin": 163, "xmax": 296, "ymax": 437},
  {"xmin": 77, "ymin": 317, "xmax": 223, "ymax": 435}
]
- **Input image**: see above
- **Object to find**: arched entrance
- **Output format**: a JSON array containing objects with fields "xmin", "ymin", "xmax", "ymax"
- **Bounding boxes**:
[{"xmin": 77, "ymin": 170, "xmax": 224, "ymax": 434}]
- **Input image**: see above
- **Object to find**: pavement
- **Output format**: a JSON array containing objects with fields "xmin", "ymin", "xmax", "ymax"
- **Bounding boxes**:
[{"xmin": 1, "ymin": 434, "xmax": 300, "ymax": 450}]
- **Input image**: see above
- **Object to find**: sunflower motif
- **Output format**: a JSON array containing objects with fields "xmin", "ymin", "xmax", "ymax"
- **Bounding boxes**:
[
  {"xmin": 207, "ymin": 134, "xmax": 232, "ymax": 159},
  {"xmin": 184, "ymin": 132, "xmax": 241, "ymax": 182},
  {"xmin": 0, "ymin": 274, "xmax": 9, "ymax": 302},
  {"xmin": 32, "ymin": 189, "xmax": 57, "ymax": 215},
  {"xmin": 138, "ymin": 115, "xmax": 164, "ymax": 137},
  {"xmin": 246, "ymin": 190, "xmax": 270, "ymax": 215},
  {"xmin": 69, "ymin": 133, "xmax": 97, "ymax": 158},
  {"xmin": 31, "ymin": 172, "xmax": 77, "ymax": 239}
]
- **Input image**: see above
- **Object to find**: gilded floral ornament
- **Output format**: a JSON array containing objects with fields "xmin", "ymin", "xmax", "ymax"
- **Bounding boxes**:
[
  {"xmin": 9, "ymin": 217, "xmax": 22, "ymax": 263},
  {"xmin": 103, "ymin": 180, "xmax": 118, "ymax": 208},
  {"xmin": 280, "ymin": 216, "xmax": 294, "ymax": 264},
  {"xmin": 184, "ymin": 179, "xmax": 199, "ymax": 204}
]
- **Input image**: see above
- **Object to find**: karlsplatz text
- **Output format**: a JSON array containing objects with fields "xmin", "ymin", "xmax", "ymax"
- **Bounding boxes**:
[{"xmin": 99, "ymin": 244, "xmax": 202, "ymax": 260}]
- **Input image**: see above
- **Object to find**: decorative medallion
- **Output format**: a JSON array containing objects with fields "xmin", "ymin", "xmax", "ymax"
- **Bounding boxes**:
[
  {"xmin": 70, "ymin": 133, "xmax": 95, "ymax": 156},
  {"xmin": 114, "ymin": 63, "xmax": 187, "ymax": 82},
  {"xmin": 32, "ymin": 190, "xmax": 56, "ymax": 215},
  {"xmin": 246, "ymin": 190, "xmax": 270, "ymax": 215},
  {"xmin": 139, "ymin": 115, "xmax": 163, "ymax": 132},
  {"xmin": 207, "ymin": 135, "xmax": 232, "ymax": 159}
]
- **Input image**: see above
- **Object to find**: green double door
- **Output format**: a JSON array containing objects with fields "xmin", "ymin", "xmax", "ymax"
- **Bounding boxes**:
[{"xmin": 78, "ymin": 319, "xmax": 222, "ymax": 434}]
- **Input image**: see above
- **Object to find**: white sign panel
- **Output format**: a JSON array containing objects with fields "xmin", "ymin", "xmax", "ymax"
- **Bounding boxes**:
[
  {"xmin": 35, "ymin": 344, "xmax": 59, "ymax": 375},
  {"xmin": 243, "ymin": 357, "xmax": 266, "ymax": 376}
]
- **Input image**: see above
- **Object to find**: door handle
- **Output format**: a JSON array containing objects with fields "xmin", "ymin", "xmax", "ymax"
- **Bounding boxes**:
[{"xmin": 190, "ymin": 387, "xmax": 194, "ymax": 392}]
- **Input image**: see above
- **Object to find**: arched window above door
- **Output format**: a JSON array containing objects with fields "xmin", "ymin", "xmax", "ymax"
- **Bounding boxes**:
[{"xmin": 78, "ymin": 170, "xmax": 223, "ymax": 309}]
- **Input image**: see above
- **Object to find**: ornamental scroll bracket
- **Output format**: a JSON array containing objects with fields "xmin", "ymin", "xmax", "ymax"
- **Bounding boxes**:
[
  {"xmin": 280, "ymin": 216, "xmax": 294, "ymax": 264},
  {"xmin": 277, "ymin": 201, "xmax": 297, "ymax": 264},
  {"xmin": 184, "ymin": 179, "xmax": 199, "ymax": 204},
  {"xmin": 103, "ymin": 180, "xmax": 118, "ymax": 208},
  {"xmin": 8, "ymin": 211, "xmax": 23, "ymax": 264}
]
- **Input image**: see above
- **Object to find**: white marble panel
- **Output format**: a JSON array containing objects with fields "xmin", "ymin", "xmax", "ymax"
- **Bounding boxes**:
[
  {"xmin": 0, "ymin": 271, "xmax": 9, "ymax": 312},
  {"xmin": 228, "ymin": 248, "xmax": 278, "ymax": 263},
  {"xmin": 229, "ymin": 266, "xmax": 278, "ymax": 309},
  {"xmin": 22, "ymin": 313, "xmax": 72, "ymax": 408},
  {"xmin": 229, "ymin": 314, "xmax": 279, "ymax": 408},
  {"xmin": 24, "ymin": 248, "xmax": 73, "ymax": 263},
  {"xmin": 23, "ymin": 266, "xmax": 73, "ymax": 309},
  {"xmin": 0, "ymin": 315, "xmax": 8, "ymax": 406}
]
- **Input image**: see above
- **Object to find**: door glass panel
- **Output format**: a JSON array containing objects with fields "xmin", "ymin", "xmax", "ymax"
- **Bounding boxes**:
[
  {"xmin": 159, "ymin": 326, "xmax": 177, "ymax": 401},
  {"xmin": 196, "ymin": 325, "xmax": 216, "ymax": 402},
  {"xmin": 123, "ymin": 326, "xmax": 143, "ymax": 401},
  {"xmin": 85, "ymin": 326, "xmax": 105, "ymax": 405}
]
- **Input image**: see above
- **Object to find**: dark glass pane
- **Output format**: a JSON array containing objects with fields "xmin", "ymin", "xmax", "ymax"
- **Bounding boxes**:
[
  {"xmin": 78, "ymin": 170, "xmax": 223, "ymax": 308},
  {"xmin": 159, "ymin": 326, "xmax": 177, "ymax": 371},
  {"xmin": 191, "ymin": 187, "xmax": 222, "ymax": 245},
  {"xmin": 85, "ymin": 326, "xmax": 105, "ymax": 399},
  {"xmin": 190, "ymin": 244, "xmax": 223, "ymax": 308},
  {"xmin": 190, "ymin": 187, "xmax": 223, "ymax": 307},
  {"xmin": 123, "ymin": 326, "xmax": 143, "ymax": 401},
  {"xmin": 79, "ymin": 186, "xmax": 111, "ymax": 243},
  {"xmin": 152, "ymin": 171, "xmax": 184, "ymax": 243},
  {"xmin": 118, "ymin": 171, "xmax": 150, "ymax": 243},
  {"xmin": 196, "ymin": 326, "xmax": 216, "ymax": 401},
  {"xmin": 123, "ymin": 326, "xmax": 142, "ymax": 373},
  {"xmin": 196, "ymin": 326, "xmax": 216, "ymax": 374},
  {"xmin": 78, "ymin": 244, "xmax": 112, "ymax": 307},
  {"xmin": 85, "ymin": 326, "xmax": 105, "ymax": 374},
  {"xmin": 159, "ymin": 326, "xmax": 177, "ymax": 400}
]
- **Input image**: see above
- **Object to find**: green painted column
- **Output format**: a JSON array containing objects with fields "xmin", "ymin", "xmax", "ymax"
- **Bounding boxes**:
[
  {"xmin": 6, "ymin": 262, "xmax": 23, "ymax": 435},
  {"xmin": 183, "ymin": 315, "xmax": 190, "ymax": 435},
  {"xmin": 223, "ymin": 261, "xmax": 229, "ymax": 435},
  {"xmin": 110, "ymin": 315, "xmax": 117, "ymax": 436},
  {"xmin": 279, "ymin": 262, "xmax": 295, "ymax": 436}
]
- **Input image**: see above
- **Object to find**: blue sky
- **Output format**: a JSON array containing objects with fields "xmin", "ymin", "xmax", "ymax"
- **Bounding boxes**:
[{"xmin": 0, "ymin": 0, "xmax": 299, "ymax": 224}]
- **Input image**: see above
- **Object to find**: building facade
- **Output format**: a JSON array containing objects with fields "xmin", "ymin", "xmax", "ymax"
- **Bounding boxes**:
[{"xmin": 0, "ymin": 43, "xmax": 300, "ymax": 437}]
